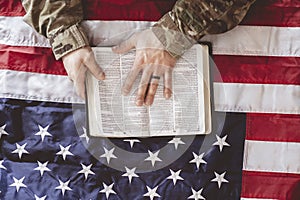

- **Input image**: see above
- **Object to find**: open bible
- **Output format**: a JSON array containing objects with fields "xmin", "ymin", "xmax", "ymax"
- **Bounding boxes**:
[{"xmin": 86, "ymin": 44, "xmax": 211, "ymax": 137}]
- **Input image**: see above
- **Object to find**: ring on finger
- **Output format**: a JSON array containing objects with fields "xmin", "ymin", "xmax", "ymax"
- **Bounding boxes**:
[{"xmin": 151, "ymin": 75, "xmax": 160, "ymax": 80}]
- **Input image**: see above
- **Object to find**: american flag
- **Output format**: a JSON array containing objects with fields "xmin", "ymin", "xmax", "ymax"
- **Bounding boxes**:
[{"xmin": 0, "ymin": 0, "xmax": 299, "ymax": 199}]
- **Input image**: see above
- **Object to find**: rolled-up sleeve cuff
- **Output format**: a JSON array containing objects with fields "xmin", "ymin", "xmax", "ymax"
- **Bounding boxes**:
[
  {"xmin": 50, "ymin": 24, "xmax": 89, "ymax": 60},
  {"xmin": 152, "ymin": 12, "xmax": 195, "ymax": 58}
]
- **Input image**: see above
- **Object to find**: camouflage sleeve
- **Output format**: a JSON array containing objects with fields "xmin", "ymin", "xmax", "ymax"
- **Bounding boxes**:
[
  {"xmin": 21, "ymin": 0, "xmax": 89, "ymax": 60},
  {"xmin": 152, "ymin": 0, "xmax": 257, "ymax": 57}
]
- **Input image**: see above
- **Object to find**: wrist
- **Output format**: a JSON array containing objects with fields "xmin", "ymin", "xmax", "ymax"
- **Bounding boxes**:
[
  {"xmin": 50, "ymin": 24, "xmax": 89, "ymax": 60},
  {"xmin": 152, "ymin": 12, "xmax": 195, "ymax": 58}
]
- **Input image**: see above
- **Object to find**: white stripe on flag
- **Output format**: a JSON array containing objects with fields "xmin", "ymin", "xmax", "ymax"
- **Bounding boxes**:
[
  {"xmin": 1, "ymin": 70, "xmax": 299, "ymax": 114},
  {"xmin": 0, "ymin": 70, "xmax": 83, "ymax": 104},
  {"xmin": 214, "ymin": 82, "xmax": 300, "ymax": 114},
  {"xmin": 205, "ymin": 25, "xmax": 300, "ymax": 57},
  {"xmin": 0, "ymin": 16, "xmax": 299, "ymax": 57},
  {"xmin": 243, "ymin": 140, "xmax": 300, "ymax": 174}
]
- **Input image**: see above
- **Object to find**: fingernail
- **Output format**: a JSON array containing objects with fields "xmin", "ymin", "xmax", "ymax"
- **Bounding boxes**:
[
  {"xmin": 135, "ymin": 96, "xmax": 144, "ymax": 106},
  {"xmin": 135, "ymin": 99, "xmax": 143, "ymax": 106},
  {"xmin": 145, "ymin": 97, "xmax": 153, "ymax": 106},
  {"xmin": 164, "ymin": 88, "xmax": 172, "ymax": 99},
  {"xmin": 165, "ymin": 92, "xmax": 171, "ymax": 99},
  {"xmin": 100, "ymin": 72, "xmax": 105, "ymax": 80},
  {"xmin": 145, "ymin": 100, "xmax": 150, "ymax": 106}
]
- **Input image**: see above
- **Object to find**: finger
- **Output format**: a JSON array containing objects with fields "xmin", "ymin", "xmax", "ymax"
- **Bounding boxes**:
[
  {"xmin": 163, "ymin": 68, "xmax": 173, "ymax": 99},
  {"xmin": 83, "ymin": 52, "xmax": 105, "ymax": 80},
  {"xmin": 73, "ymin": 65, "xmax": 87, "ymax": 99},
  {"xmin": 145, "ymin": 74, "xmax": 160, "ymax": 106},
  {"xmin": 122, "ymin": 56, "xmax": 143, "ymax": 95},
  {"xmin": 136, "ymin": 66, "xmax": 152, "ymax": 106},
  {"xmin": 112, "ymin": 34, "xmax": 136, "ymax": 54}
]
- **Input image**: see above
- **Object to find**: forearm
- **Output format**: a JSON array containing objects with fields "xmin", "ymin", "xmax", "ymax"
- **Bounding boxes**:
[
  {"xmin": 153, "ymin": 0, "xmax": 257, "ymax": 57},
  {"xmin": 22, "ymin": 0, "xmax": 89, "ymax": 59}
]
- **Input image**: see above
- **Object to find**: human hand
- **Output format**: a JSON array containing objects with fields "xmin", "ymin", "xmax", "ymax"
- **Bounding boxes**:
[
  {"xmin": 112, "ymin": 29, "xmax": 177, "ymax": 106},
  {"xmin": 62, "ymin": 46, "xmax": 105, "ymax": 98}
]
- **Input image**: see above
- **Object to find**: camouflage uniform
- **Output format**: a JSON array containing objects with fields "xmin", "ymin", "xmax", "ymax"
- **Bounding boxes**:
[
  {"xmin": 153, "ymin": 0, "xmax": 257, "ymax": 57},
  {"xmin": 22, "ymin": 0, "xmax": 256, "ymax": 59},
  {"xmin": 22, "ymin": 0, "xmax": 88, "ymax": 60}
]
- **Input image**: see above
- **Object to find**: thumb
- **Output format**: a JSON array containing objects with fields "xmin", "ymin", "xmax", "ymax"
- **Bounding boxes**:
[{"xmin": 112, "ymin": 34, "xmax": 136, "ymax": 54}]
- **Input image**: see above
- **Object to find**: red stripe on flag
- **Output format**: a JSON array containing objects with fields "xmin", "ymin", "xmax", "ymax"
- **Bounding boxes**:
[
  {"xmin": 246, "ymin": 113, "xmax": 300, "ymax": 142},
  {"xmin": 83, "ymin": 0, "xmax": 176, "ymax": 21},
  {"xmin": 1, "ymin": 0, "xmax": 299, "ymax": 27},
  {"xmin": 0, "ymin": 0, "xmax": 175, "ymax": 20},
  {"xmin": 0, "ymin": 44, "xmax": 65, "ymax": 75},
  {"xmin": 241, "ymin": 170, "xmax": 300, "ymax": 200},
  {"xmin": 1, "ymin": 45, "xmax": 299, "ymax": 86},
  {"xmin": 241, "ymin": 1, "xmax": 300, "ymax": 27},
  {"xmin": 0, "ymin": 0, "xmax": 25, "ymax": 16},
  {"xmin": 214, "ymin": 55, "xmax": 300, "ymax": 85}
]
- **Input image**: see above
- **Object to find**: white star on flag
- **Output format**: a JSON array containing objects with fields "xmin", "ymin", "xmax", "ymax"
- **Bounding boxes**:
[
  {"xmin": 0, "ymin": 124, "xmax": 9, "ymax": 139},
  {"xmin": 34, "ymin": 194, "xmax": 47, "ymax": 200},
  {"xmin": 34, "ymin": 161, "xmax": 51, "ymax": 176},
  {"xmin": 35, "ymin": 124, "xmax": 52, "ymax": 142},
  {"xmin": 122, "ymin": 167, "xmax": 139, "ymax": 184},
  {"xmin": 0, "ymin": 160, "xmax": 7, "ymax": 170},
  {"xmin": 189, "ymin": 152, "xmax": 207, "ymax": 169},
  {"xmin": 55, "ymin": 179, "xmax": 72, "ymax": 196},
  {"xmin": 12, "ymin": 143, "xmax": 29, "ymax": 159},
  {"xmin": 123, "ymin": 139, "xmax": 141, "ymax": 148},
  {"xmin": 166, "ymin": 169, "xmax": 184, "ymax": 185},
  {"xmin": 188, "ymin": 188, "xmax": 205, "ymax": 200},
  {"xmin": 143, "ymin": 186, "xmax": 161, "ymax": 200},
  {"xmin": 56, "ymin": 144, "xmax": 74, "ymax": 160},
  {"xmin": 80, "ymin": 127, "xmax": 89, "ymax": 143},
  {"xmin": 100, "ymin": 147, "xmax": 117, "ymax": 164},
  {"xmin": 211, "ymin": 171, "xmax": 229, "ymax": 188},
  {"xmin": 78, "ymin": 163, "xmax": 95, "ymax": 180},
  {"xmin": 145, "ymin": 150, "xmax": 162, "ymax": 167},
  {"xmin": 213, "ymin": 135, "xmax": 230, "ymax": 152},
  {"xmin": 99, "ymin": 182, "xmax": 116, "ymax": 199},
  {"xmin": 168, "ymin": 137, "xmax": 185, "ymax": 149},
  {"xmin": 9, "ymin": 176, "xmax": 27, "ymax": 192}
]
